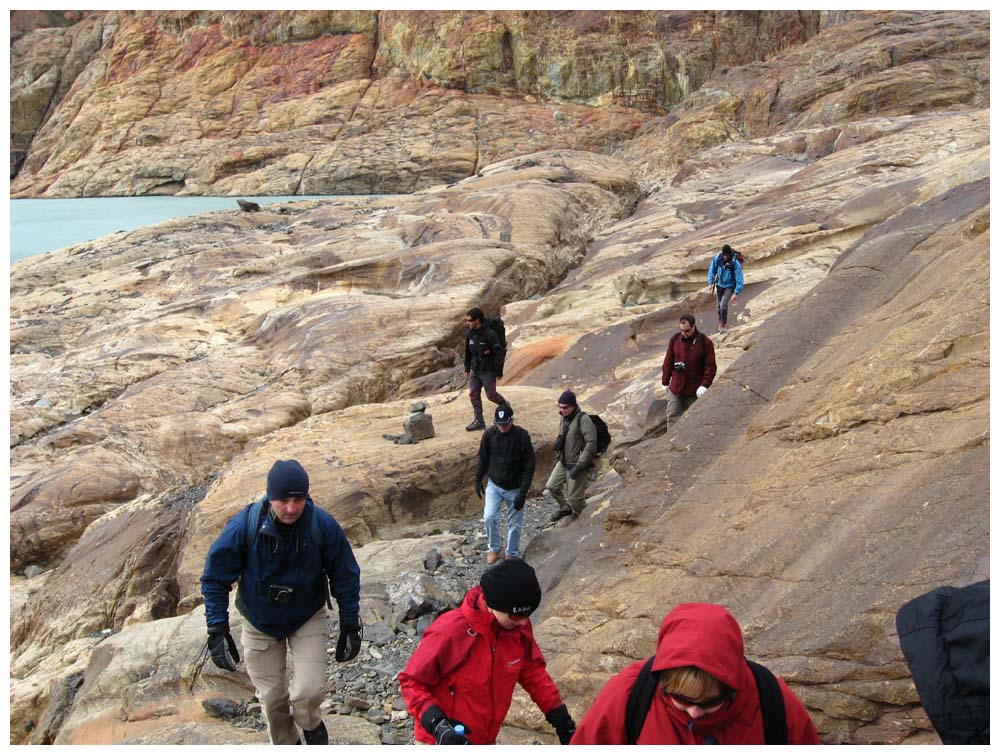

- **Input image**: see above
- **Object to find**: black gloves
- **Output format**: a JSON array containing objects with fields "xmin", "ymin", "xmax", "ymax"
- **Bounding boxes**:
[
  {"xmin": 475, "ymin": 477, "xmax": 484, "ymax": 499},
  {"xmin": 335, "ymin": 621, "xmax": 362, "ymax": 662},
  {"xmin": 207, "ymin": 623, "xmax": 240, "ymax": 671},
  {"xmin": 514, "ymin": 491, "xmax": 527, "ymax": 511},
  {"xmin": 545, "ymin": 704, "xmax": 577, "ymax": 745},
  {"xmin": 568, "ymin": 464, "xmax": 583, "ymax": 481},
  {"xmin": 421, "ymin": 704, "xmax": 471, "ymax": 745}
]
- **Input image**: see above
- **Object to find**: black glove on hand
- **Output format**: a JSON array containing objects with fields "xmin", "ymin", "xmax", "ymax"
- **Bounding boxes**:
[
  {"xmin": 335, "ymin": 621, "xmax": 362, "ymax": 662},
  {"xmin": 545, "ymin": 704, "xmax": 577, "ymax": 745},
  {"xmin": 475, "ymin": 477, "xmax": 484, "ymax": 499},
  {"xmin": 421, "ymin": 705, "xmax": 471, "ymax": 745},
  {"xmin": 514, "ymin": 491, "xmax": 527, "ymax": 511},
  {"xmin": 207, "ymin": 623, "xmax": 240, "ymax": 671},
  {"xmin": 568, "ymin": 464, "xmax": 583, "ymax": 481}
]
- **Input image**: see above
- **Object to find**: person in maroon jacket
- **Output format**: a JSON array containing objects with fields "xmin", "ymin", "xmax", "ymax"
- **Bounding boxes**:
[
  {"xmin": 398, "ymin": 560, "xmax": 577, "ymax": 745},
  {"xmin": 661, "ymin": 314, "xmax": 717, "ymax": 429},
  {"xmin": 570, "ymin": 603, "xmax": 820, "ymax": 745}
]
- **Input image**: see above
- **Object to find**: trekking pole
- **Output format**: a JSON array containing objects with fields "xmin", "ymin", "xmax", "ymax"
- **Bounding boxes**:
[{"xmin": 188, "ymin": 638, "xmax": 211, "ymax": 694}]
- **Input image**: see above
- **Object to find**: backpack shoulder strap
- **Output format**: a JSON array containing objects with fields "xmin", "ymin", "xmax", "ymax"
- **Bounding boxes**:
[
  {"xmin": 308, "ymin": 502, "xmax": 323, "ymax": 550},
  {"xmin": 243, "ymin": 495, "xmax": 269, "ymax": 552},
  {"xmin": 747, "ymin": 659, "xmax": 788, "ymax": 745},
  {"xmin": 624, "ymin": 656, "xmax": 658, "ymax": 745},
  {"xmin": 307, "ymin": 502, "xmax": 333, "ymax": 610}
]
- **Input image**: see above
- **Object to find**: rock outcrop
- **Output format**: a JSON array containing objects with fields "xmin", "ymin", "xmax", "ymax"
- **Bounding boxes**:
[
  {"xmin": 8, "ymin": 8, "xmax": 989, "ymax": 746},
  {"xmin": 11, "ymin": 10, "xmax": 821, "ymax": 197}
]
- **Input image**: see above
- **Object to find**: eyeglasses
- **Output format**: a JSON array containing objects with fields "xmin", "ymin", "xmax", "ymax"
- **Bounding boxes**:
[
  {"xmin": 510, "ymin": 609, "xmax": 533, "ymax": 619},
  {"xmin": 664, "ymin": 689, "xmax": 733, "ymax": 711}
]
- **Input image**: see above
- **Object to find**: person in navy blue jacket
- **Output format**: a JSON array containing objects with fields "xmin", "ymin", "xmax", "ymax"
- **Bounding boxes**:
[
  {"xmin": 707, "ymin": 245, "xmax": 744, "ymax": 331},
  {"xmin": 201, "ymin": 459, "xmax": 361, "ymax": 745}
]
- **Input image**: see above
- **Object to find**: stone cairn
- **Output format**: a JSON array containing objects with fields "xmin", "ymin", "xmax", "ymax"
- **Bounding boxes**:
[{"xmin": 384, "ymin": 402, "xmax": 435, "ymax": 445}]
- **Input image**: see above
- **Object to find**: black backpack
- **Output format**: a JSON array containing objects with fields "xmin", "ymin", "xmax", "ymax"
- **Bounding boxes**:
[
  {"xmin": 589, "ymin": 414, "xmax": 611, "ymax": 456},
  {"xmin": 624, "ymin": 656, "xmax": 788, "ymax": 744},
  {"xmin": 484, "ymin": 315, "xmax": 507, "ymax": 377}
]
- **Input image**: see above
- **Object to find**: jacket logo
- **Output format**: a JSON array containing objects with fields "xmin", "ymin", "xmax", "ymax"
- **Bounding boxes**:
[{"xmin": 507, "ymin": 658, "xmax": 522, "ymax": 668}]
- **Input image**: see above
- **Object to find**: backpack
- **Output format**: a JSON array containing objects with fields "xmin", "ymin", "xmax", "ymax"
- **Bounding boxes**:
[
  {"xmin": 713, "ymin": 250, "xmax": 744, "ymax": 285},
  {"xmin": 624, "ymin": 655, "xmax": 788, "ymax": 744},
  {"xmin": 243, "ymin": 495, "xmax": 332, "ymax": 608},
  {"xmin": 589, "ymin": 414, "xmax": 611, "ymax": 456},
  {"xmin": 484, "ymin": 315, "xmax": 507, "ymax": 377}
]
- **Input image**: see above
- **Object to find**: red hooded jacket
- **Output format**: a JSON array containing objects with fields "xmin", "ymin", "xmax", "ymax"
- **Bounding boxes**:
[
  {"xmin": 398, "ymin": 586, "xmax": 564, "ymax": 744},
  {"xmin": 571, "ymin": 603, "xmax": 820, "ymax": 745}
]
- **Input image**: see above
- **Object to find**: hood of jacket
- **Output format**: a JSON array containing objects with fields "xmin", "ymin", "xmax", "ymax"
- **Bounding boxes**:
[
  {"xmin": 651, "ymin": 603, "xmax": 753, "ymax": 734},
  {"xmin": 460, "ymin": 585, "xmax": 524, "ymax": 638}
]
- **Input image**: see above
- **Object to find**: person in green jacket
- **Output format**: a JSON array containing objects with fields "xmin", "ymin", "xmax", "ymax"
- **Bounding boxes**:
[{"xmin": 545, "ymin": 390, "xmax": 597, "ymax": 524}]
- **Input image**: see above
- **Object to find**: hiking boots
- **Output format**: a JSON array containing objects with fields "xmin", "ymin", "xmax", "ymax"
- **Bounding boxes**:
[
  {"xmin": 466, "ymin": 416, "xmax": 486, "ymax": 431},
  {"xmin": 302, "ymin": 721, "xmax": 328, "ymax": 745},
  {"xmin": 549, "ymin": 509, "xmax": 573, "ymax": 524}
]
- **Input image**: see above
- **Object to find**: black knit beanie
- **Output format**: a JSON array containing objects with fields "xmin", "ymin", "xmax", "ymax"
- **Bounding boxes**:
[
  {"xmin": 557, "ymin": 390, "xmax": 577, "ymax": 407},
  {"xmin": 267, "ymin": 459, "xmax": 309, "ymax": 501},
  {"xmin": 480, "ymin": 559, "xmax": 542, "ymax": 616}
]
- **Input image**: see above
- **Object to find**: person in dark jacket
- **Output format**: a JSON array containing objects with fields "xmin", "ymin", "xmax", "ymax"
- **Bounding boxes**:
[
  {"xmin": 661, "ymin": 314, "xmax": 717, "ymax": 429},
  {"xmin": 545, "ymin": 390, "xmax": 597, "ymax": 524},
  {"xmin": 464, "ymin": 307, "xmax": 507, "ymax": 431},
  {"xmin": 398, "ymin": 559, "xmax": 577, "ymax": 745},
  {"xmin": 571, "ymin": 603, "xmax": 819, "ymax": 745},
  {"xmin": 896, "ymin": 580, "xmax": 989, "ymax": 744},
  {"xmin": 707, "ymin": 244, "xmax": 744, "ymax": 331},
  {"xmin": 201, "ymin": 460, "xmax": 362, "ymax": 745},
  {"xmin": 475, "ymin": 403, "xmax": 535, "ymax": 564}
]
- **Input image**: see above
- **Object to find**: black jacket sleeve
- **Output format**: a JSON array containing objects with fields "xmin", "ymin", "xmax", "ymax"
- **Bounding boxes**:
[
  {"xmin": 896, "ymin": 580, "xmax": 989, "ymax": 744},
  {"xmin": 476, "ymin": 428, "xmax": 492, "ymax": 482},
  {"xmin": 518, "ymin": 429, "xmax": 535, "ymax": 494},
  {"xmin": 464, "ymin": 332, "xmax": 472, "ymax": 372}
]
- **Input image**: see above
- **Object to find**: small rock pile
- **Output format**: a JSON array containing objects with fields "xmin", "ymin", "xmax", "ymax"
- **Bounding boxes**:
[{"xmin": 233, "ymin": 493, "xmax": 559, "ymax": 744}]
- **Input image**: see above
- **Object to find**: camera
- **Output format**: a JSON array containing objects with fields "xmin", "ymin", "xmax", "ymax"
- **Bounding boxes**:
[
  {"xmin": 268, "ymin": 584, "xmax": 295, "ymax": 604},
  {"xmin": 673, "ymin": 361, "xmax": 686, "ymax": 372}
]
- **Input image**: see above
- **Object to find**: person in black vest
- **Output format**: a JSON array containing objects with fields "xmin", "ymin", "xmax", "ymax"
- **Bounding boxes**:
[
  {"xmin": 474, "ymin": 403, "xmax": 535, "ymax": 564},
  {"xmin": 464, "ymin": 307, "xmax": 507, "ymax": 431},
  {"xmin": 661, "ymin": 314, "xmax": 717, "ymax": 429},
  {"xmin": 896, "ymin": 580, "xmax": 989, "ymax": 744}
]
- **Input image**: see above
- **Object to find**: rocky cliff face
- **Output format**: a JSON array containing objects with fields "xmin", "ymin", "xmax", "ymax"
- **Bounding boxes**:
[
  {"xmin": 8, "ymin": 9, "xmax": 989, "ymax": 746},
  {"xmin": 11, "ymin": 9, "xmax": 820, "ymax": 197}
]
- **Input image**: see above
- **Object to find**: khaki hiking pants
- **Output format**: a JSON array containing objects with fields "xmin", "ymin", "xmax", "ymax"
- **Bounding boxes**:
[
  {"xmin": 241, "ymin": 608, "xmax": 329, "ymax": 745},
  {"xmin": 545, "ymin": 463, "xmax": 589, "ymax": 516},
  {"xmin": 666, "ymin": 390, "xmax": 698, "ymax": 429}
]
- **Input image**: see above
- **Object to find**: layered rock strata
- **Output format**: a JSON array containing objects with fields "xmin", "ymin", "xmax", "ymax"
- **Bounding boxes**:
[
  {"xmin": 11, "ymin": 10, "xmax": 821, "ymax": 196},
  {"xmin": 8, "ymin": 8, "xmax": 989, "ymax": 746}
]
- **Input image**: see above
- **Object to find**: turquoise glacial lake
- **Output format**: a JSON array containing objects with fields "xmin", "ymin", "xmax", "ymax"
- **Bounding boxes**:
[{"xmin": 9, "ymin": 195, "xmax": 333, "ymax": 264}]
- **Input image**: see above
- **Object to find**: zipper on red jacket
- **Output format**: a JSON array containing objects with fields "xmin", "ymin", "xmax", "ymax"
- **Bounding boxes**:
[{"xmin": 491, "ymin": 640, "xmax": 498, "ymax": 738}]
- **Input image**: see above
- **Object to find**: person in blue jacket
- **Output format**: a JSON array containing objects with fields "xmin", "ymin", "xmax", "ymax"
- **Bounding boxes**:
[
  {"xmin": 201, "ymin": 459, "xmax": 362, "ymax": 745},
  {"xmin": 707, "ymin": 244, "xmax": 744, "ymax": 331}
]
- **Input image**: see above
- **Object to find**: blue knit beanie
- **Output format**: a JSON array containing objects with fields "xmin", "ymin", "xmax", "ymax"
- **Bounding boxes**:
[{"xmin": 267, "ymin": 459, "xmax": 309, "ymax": 500}]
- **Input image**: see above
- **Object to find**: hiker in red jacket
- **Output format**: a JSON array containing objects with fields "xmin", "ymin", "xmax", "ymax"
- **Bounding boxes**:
[
  {"xmin": 398, "ymin": 559, "xmax": 577, "ymax": 745},
  {"xmin": 661, "ymin": 314, "xmax": 717, "ymax": 429},
  {"xmin": 571, "ymin": 603, "xmax": 820, "ymax": 745}
]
